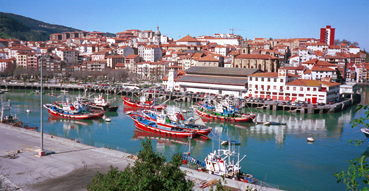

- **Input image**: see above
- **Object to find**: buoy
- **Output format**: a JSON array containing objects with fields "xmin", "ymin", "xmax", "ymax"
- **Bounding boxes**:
[
  {"xmin": 26, "ymin": 109, "xmax": 31, "ymax": 113},
  {"xmin": 307, "ymin": 137, "xmax": 314, "ymax": 142},
  {"xmin": 105, "ymin": 118, "xmax": 111, "ymax": 122}
]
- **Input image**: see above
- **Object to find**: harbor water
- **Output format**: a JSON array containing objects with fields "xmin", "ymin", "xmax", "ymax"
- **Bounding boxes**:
[{"xmin": 4, "ymin": 86, "xmax": 369, "ymax": 191}]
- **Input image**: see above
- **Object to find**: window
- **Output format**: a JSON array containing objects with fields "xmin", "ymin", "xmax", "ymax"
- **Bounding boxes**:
[
  {"xmin": 307, "ymin": 88, "xmax": 310, "ymax": 91},
  {"xmin": 293, "ymin": 87, "xmax": 296, "ymax": 91},
  {"xmin": 273, "ymin": 86, "xmax": 276, "ymax": 90},
  {"xmin": 300, "ymin": 87, "xmax": 303, "ymax": 91},
  {"xmin": 313, "ymin": 88, "xmax": 316, "ymax": 91},
  {"xmin": 268, "ymin": 78, "xmax": 270, "ymax": 82},
  {"xmin": 274, "ymin": 78, "xmax": 277, "ymax": 82},
  {"xmin": 249, "ymin": 84, "xmax": 252, "ymax": 88},
  {"xmin": 250, "ymin": 77, "xmax": 252, "ymax": 81},
  {"xmin": 287, "ymin": 86, "xmax": 289, "ymax": 90},
  {"xmin": 280, "ymin": 79, "xmax": 283, "ymax": 82},
  {"xmin": 261, "ymin": 78, "xmax": 264, "ymax": 81},
  {"xmin": 255, "ymin": 77, "xmax": 258, "ymax": 81}
]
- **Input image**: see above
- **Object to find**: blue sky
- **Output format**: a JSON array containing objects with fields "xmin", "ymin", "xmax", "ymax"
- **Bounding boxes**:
[{"xmin": 1, "ymin": 0, "xmax": 369, "ymax": 51}]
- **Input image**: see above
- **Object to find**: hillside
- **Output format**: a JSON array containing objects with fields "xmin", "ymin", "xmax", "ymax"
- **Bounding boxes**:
[{"xmin": 0, "ymin": 12, "xmax": 115, "ymax": 41}]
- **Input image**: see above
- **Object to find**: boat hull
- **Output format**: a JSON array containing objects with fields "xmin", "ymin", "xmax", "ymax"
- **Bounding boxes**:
[
  {"xmin": 44, "ymin": 104, "xmax": 103, "ymax": 120},
  {"xmin": 130, "ymin": 114, "xmax": 196, "ymax": 138},
  {"xmin": 195, "ymin": 108, "xmax": 254, "ymax": 122},
  {"xmin": 122, "ymin": 96, "xmax": 166, "ymax": 110},
  {"xmin": 141, "ymin": 111, "xmax": 212, "ymax": 135}
]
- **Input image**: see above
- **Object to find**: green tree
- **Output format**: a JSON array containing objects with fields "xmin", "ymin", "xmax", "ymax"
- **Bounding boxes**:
[
  {"xmin": 87, "ymin": 139, "xmax": 194, "ymax": 191},
  {"xmin": 334, "ymin": 104, "xmax": 369, "ymax": 190}
]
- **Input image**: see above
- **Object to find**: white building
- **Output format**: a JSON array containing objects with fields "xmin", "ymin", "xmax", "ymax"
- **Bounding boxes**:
[
  {"xmin": 214, "ymin": 45, "xmax": 230, "ymax": 57},
  {"xmin": 138, "ymin": 44, "xmax": 162, "ymax": 62},
  {"xmin": 247, "ymin": 69, "xmax": 340, "ymax": 103},
  {"xmin": 197, "ymin": 35, "xmax": 240, "ymax": 46},
  {"xmin": 306, "ymin": 42, "xmax": 329, "ymax": 52}
]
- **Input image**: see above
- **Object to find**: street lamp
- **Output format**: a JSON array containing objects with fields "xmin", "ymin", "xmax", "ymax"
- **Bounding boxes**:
[{"xmin": 39, "ymin": 55, "xmax": 45, "ymax": 157}]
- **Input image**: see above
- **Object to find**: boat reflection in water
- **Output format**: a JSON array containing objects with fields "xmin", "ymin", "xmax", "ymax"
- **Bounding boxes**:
[
  {"xmin": 203, "ymin": 108, "xmax": 355, "ymax": 146},
  {"xmin": 47, "ymin": 116, "xmax": 93, "ymax": 132},
  {"xmin": 132, "ymin": 129, "xmax": 189, "ymax": 145}
]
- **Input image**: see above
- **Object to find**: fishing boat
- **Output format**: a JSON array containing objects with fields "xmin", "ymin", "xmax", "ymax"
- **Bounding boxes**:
[
  {"xmin": 44, "ymin": 102, "xmax": 104, "ymax": 119},
  {"xmin": 205, "ymin": 147, "xmax": 256, "ymax": 183},
  {"xmin": 141, "ymin": 110, "xmax": 212, "ymax": 136},
  {"xmin": 88, "ymin": 94, "xmax": 118, "ymax": 112},
  {"xmin": 195, "ymin": 106, "xmax": 255, "ymax": 122},
  {"xmin": 129, "ymin": 113, "xmax": 196, "ymax": 138},
  {"xmin": 196, "ymin": 100, "xmax": 255, "ymax": 122},
  {"xmin": 122, "ymin": 96, "xmax": 166, "ymax": 110}
]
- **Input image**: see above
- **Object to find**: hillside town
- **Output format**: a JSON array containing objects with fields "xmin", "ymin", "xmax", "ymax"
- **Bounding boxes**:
[{"xmin": 0, "ymin": 25, "xmax": 368, "ymax": 104}]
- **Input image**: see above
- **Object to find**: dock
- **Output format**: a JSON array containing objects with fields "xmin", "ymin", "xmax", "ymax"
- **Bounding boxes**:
[
  {"xmin": 0, "ymin": 123, "xmax": 282, "ymax": 191},
  {"xmin": 0, "ymin": 82, "xmax": 361, "ymax": 114}
]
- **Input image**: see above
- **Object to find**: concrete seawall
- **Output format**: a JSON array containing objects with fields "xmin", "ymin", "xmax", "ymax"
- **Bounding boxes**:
[{"xmin": 0, "ymin": 123, "xmax": 282, "ymax": 191}]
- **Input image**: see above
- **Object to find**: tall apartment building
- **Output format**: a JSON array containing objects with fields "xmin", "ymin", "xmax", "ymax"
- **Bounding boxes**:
[{"xmin": 320, "ymin": 25, "xmax": 335, "ymax": 46}]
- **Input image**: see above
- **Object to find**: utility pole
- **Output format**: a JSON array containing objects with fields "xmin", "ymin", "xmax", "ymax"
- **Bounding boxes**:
[{"xmin": 38, "ymin": 55, "xmax": 45, "ymax": 157}]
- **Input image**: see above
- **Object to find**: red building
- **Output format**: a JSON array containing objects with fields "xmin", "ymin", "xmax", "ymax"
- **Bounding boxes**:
[{"xmin": 320, "ymin": 25, "xmax": 335, "ymax": 46}]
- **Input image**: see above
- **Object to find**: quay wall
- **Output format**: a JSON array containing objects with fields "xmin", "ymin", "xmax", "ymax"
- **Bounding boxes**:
[{"xmin": 0, "ymin": 83, "xmax": 361, "ymax": 114}]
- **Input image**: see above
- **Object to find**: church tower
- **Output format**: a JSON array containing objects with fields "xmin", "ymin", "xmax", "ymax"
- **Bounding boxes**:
[
  {"xmin": 241, "ymin": 38, "xmax": 250, "ymax": 54},
  {"xmin": 154, "ymin": 25, "xmax": 161, "ymax": 45}
]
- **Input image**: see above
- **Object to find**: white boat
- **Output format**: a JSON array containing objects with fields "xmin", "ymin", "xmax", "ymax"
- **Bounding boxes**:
[
  {"xmin": 60, "ymin": 89, "xmax": 69, "ymax": 93},
  {"xmin": 205, "ymin": 146, "xmax": 248, "ymax": 180},
  {"xmin": 307, "ymin": 137, "xmax": 315, "ymax": 142}
]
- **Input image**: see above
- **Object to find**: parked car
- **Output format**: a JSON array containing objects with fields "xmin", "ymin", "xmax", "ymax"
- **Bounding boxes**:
[
  {"xmin": 312, "ymin": 105, "xmax": 317, "ymax": 108},
  {"xmin": 281, "ymin": 102, "xmax": 286, "ymax": 105}
]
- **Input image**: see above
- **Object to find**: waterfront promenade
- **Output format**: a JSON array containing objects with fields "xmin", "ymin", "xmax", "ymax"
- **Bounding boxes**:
[{"xmin": 0, "ymin": 123, "xmax": 281, "ymax": 191}]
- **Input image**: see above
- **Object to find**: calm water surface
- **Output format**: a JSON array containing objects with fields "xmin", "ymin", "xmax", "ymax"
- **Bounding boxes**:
[{"xmin": 5, "ymin": 87, "xmax": 369, "ymax": 191}]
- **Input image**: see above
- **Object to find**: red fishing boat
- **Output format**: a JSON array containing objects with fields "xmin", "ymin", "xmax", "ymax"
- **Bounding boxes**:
[
  {"xmin": 44, "ymin": 103, "xmax": 104, "ymax": 120},
  {"xmin": 122, "ymin": 96, "xmax": 166, "ymax": 110},
  {"xmin": 141, "ymin": 110, "xmax": 212, "ymax": 136},
  {"xmin": 194, "ymin": 107, "xmax": 255, "ymax": 123},
  {"xmin": 129, "ymin": 113, "xmax": 196, "ymax": 138}
]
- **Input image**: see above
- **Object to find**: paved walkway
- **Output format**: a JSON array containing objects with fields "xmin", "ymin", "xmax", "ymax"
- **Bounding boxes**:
[{"xmin": 0, "ymin": 124, "xmax": 281, "ymax": 191}]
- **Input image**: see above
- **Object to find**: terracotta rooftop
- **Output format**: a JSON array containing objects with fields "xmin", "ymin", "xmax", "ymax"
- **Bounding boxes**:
[
  {"xmin": 197, "ymin": 55, "xmax": 219, "ymax": 62},
  {"xmin": 235, "ymin": 54, "xmax": 278, "ymax": 59},
  {"xmin": 311, "ymin": 65, "xmax": 336, "ymax": 71},
  {"xmin": 177, "ymin": 35, "xmax": 199, "ymax": 42}
]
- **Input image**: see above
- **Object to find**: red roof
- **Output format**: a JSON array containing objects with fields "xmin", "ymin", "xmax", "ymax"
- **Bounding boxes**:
[
  {"xmin": 126, "ymin": 54, "xmax": 139, "ymax": 59},
  {"xmin": 197, "ymin": 55, "xmax": 218, "ymax": 62},
  {"xmin": 235, "ymin": 54, "xmax": 278, "ymax": 59},
  {"xmin": 177, "ymin": 35, "xmax": 198, "ymax": 42}
]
